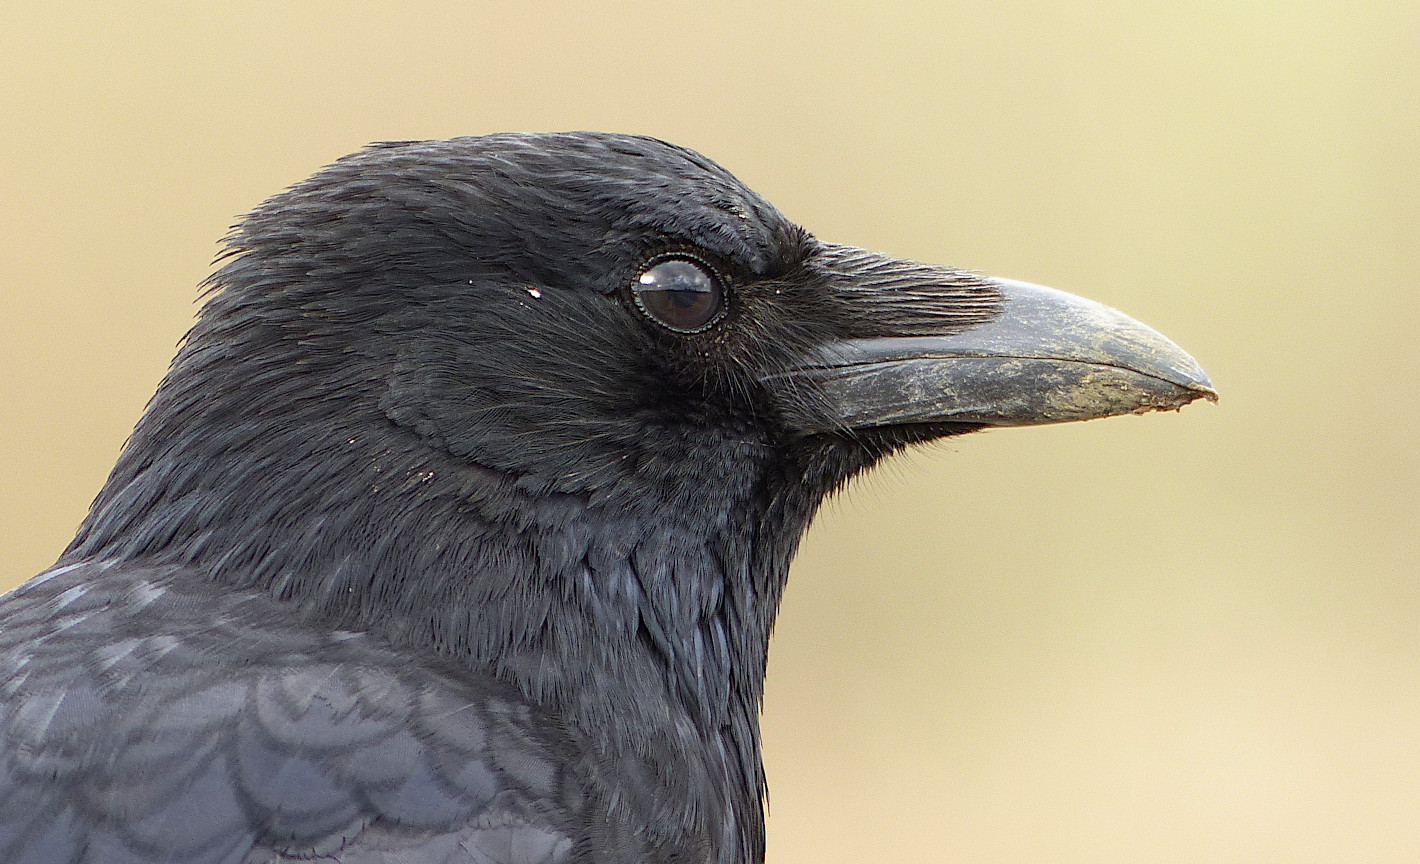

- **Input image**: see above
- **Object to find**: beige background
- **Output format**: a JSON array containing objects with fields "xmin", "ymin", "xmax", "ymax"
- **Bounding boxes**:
[{"xmin": 2, "ymin": 3, "xmax": 1417, "ymax": 861}]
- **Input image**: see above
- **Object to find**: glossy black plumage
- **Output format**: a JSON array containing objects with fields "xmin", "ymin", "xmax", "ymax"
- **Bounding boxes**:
[{"xmin": 0, "ymin": 133, "xmax": 1212, "ymax": 863}]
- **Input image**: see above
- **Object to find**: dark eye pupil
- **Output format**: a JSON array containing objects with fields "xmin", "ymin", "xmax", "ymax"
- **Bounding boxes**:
[{"xmin": 634, "ymin": 258, "xmax": 723, "ymax": 332}]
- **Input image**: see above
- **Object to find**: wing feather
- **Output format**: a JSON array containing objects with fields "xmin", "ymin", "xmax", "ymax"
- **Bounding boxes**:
[{"xmin": 0, "ymin": 562, "xmax": 576, "ymax": 864}]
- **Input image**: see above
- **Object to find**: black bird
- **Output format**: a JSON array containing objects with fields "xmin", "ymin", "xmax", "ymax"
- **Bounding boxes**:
[{"xmin": 0, "ymin": 133, "xmax": 1213, "ymax": 864}]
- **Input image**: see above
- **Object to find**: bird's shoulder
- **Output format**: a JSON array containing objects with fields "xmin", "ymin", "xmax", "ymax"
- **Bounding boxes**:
[{"xmin": 0, "ymin": 560, "xmax": 582, "ymax": 864}]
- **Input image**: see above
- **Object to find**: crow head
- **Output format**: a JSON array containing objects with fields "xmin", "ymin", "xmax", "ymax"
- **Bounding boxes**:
[{"xmin": 155, "ymin": 133, "xmax": 1209, "ymax": 512}]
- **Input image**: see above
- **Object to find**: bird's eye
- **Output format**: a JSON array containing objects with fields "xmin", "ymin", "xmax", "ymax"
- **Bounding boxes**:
[{"xmin": 633, "ymin": 257, "xmax": 725, "ymax": 333}]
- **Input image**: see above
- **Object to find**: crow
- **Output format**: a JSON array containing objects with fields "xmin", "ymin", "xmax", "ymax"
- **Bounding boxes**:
[{"xmin": 0, "ymin": 132, "xmax": 1213, "ymax": 864}]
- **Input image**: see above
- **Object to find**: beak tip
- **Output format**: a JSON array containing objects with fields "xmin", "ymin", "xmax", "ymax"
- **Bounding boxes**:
[
  {"xmin": 1135, "ymin": 364, "xmax": 1217, "ymax": 416},
  {"xmin": 1170, "ymin": 360, "xmax": 1218, "ymax": 406}
]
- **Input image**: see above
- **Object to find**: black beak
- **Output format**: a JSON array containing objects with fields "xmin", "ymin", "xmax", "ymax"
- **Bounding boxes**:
[{"xmin": 769, "ymin": 247, "xmax": 1216, "ymax": 434}]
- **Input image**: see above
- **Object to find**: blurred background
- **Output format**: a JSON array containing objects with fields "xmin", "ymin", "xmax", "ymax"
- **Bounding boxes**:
[{"xmin": 1, "ymin": 2, "xmax": 1416, "ymax": 861}]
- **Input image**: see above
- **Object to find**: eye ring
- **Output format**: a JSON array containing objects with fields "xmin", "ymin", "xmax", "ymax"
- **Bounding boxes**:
[{"xmin": 631, "ymin": 255, "xmax": 727, "ymax": 334}]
